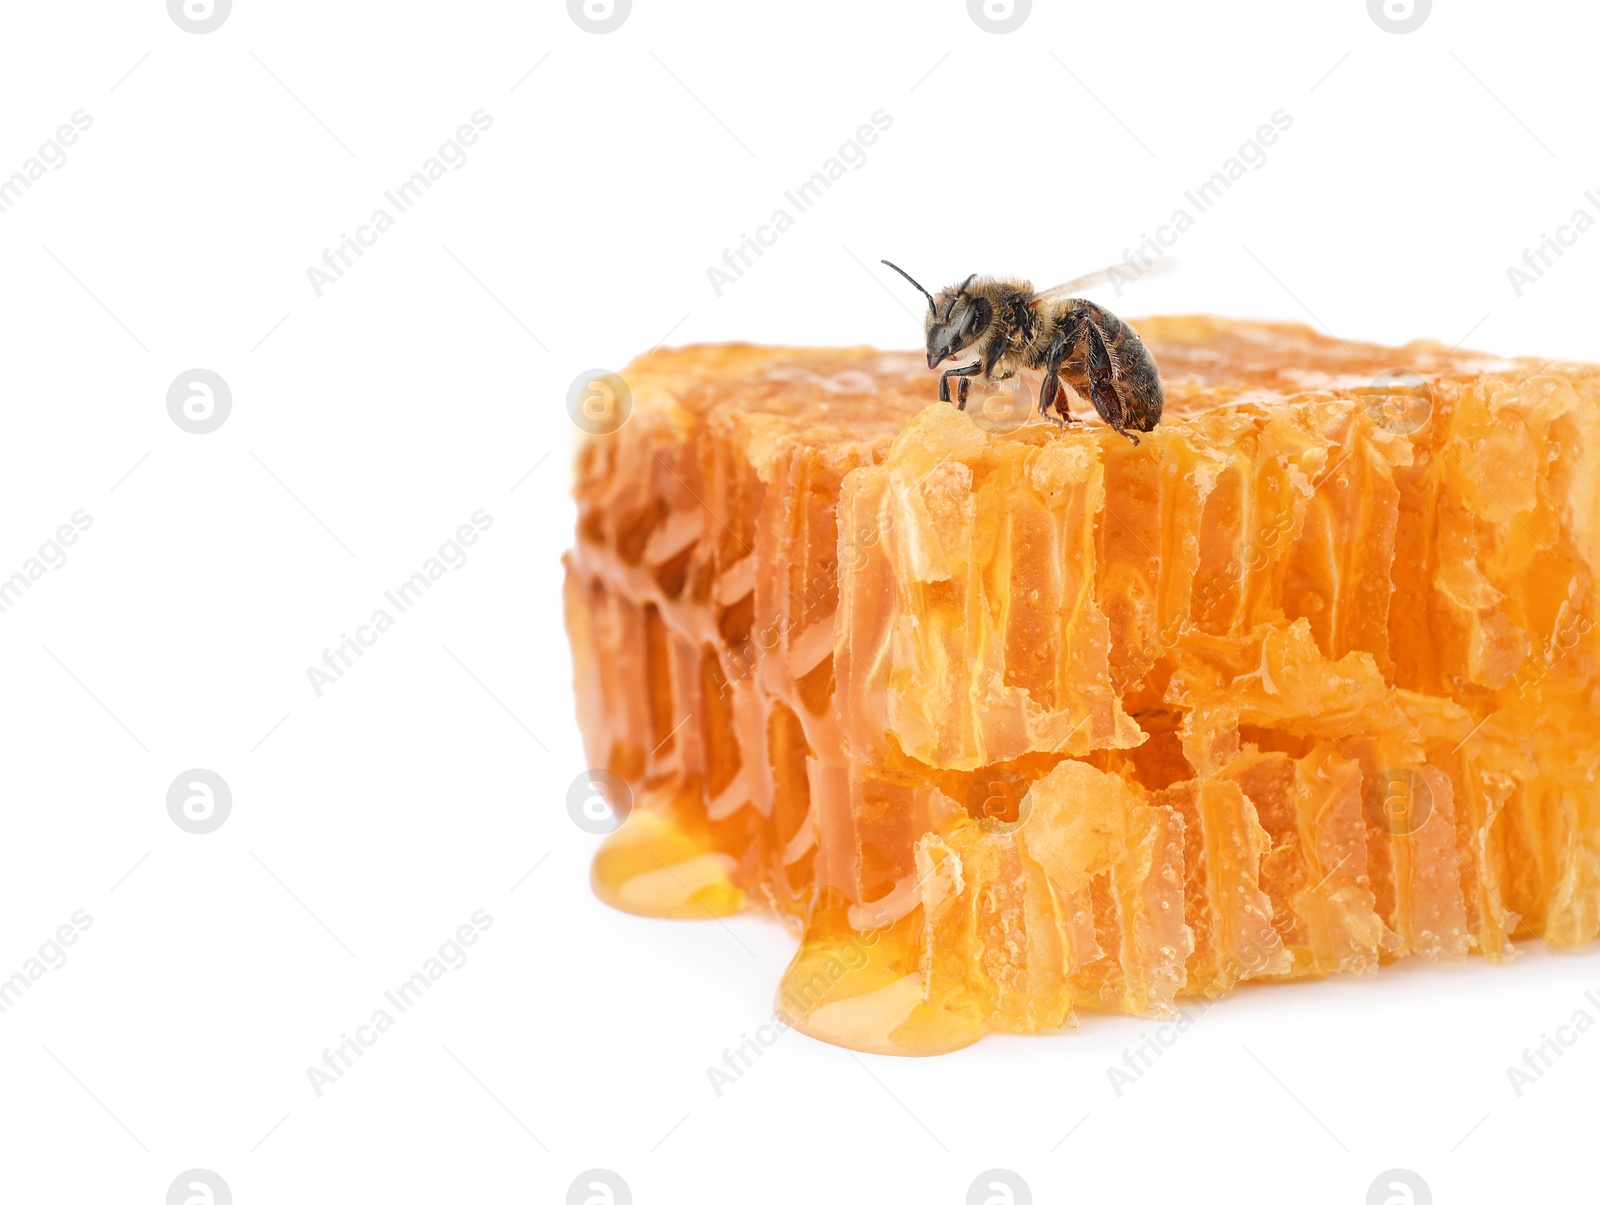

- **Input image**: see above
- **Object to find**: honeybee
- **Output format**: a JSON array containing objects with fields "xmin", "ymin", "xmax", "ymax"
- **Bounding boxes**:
[{"xmin": 881, "ymin": 260, "xmax": 1167, "ymax": 444}]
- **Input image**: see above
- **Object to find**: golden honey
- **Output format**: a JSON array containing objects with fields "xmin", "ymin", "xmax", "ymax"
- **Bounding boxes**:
[{"xmin": 565, "ymin": 322, "xmax": 1600, "ymax": 1054}]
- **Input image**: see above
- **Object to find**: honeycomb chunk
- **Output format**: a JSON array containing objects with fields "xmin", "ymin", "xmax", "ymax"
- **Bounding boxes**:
[{"xmin": 563, "ymin": 321, "xmax": 1600, "ymax": 1054}]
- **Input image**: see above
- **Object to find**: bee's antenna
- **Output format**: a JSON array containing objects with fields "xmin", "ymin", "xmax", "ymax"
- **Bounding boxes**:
[
  {"xmin": 948, "ymin": 274, "xmax": 977, "ymax": 319},
  {"xmin": 880, "ymin": 260, "xmax": 936, "ymax": 316}
]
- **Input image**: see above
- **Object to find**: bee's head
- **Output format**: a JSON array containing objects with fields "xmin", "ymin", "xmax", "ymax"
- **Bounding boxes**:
[
  {"xmin": 881, "ymin": 262, "xmax": 993, "ymax": 368},
  {"xmin": 924, "ymin": 278, "xmax": 992, "ymax": 368}
]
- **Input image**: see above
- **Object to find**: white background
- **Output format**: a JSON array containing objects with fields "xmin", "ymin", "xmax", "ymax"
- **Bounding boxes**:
[{"xmin": 1, "ymin": 1, "xmax": 1597, "ymax": 1203}]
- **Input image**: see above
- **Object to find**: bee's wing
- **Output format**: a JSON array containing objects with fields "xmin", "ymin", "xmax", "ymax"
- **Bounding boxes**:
[{"xmin": 1026, "ymin": 257, "xmax": 1176, "ymax": 305}]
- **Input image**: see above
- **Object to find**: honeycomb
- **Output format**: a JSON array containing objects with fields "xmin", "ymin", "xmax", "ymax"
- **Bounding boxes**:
[{"xmin": 563, "ymin": 320, "xmax": 1600, "ymax": 1054}]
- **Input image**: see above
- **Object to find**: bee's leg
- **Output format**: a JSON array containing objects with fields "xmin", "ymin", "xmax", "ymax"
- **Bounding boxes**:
[
  {"xmin": 982, "ymin": 334, "xmax": 1010, "ymax": 377},
  {"xmin": 1038, "ymin": 334, "xmax": 1079, "ymax": 427},
  {"xmin": 1085, "ymin": 321, "xmax": 1140, "ymax": 445},
  {"xmin": 1038, "ymin": 370, "xmax": 1064, "ymax": 425},
  {"xmin": 967, "ymin": 332, "xmax": 1014, "ymax": 413},
  {"xmin": 939, "ymin": 362, "xmax": 983, "ymax": 405},
  {"xmin": 958, "ymin": 376, "xmax": 972, "ymax": 410}
]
